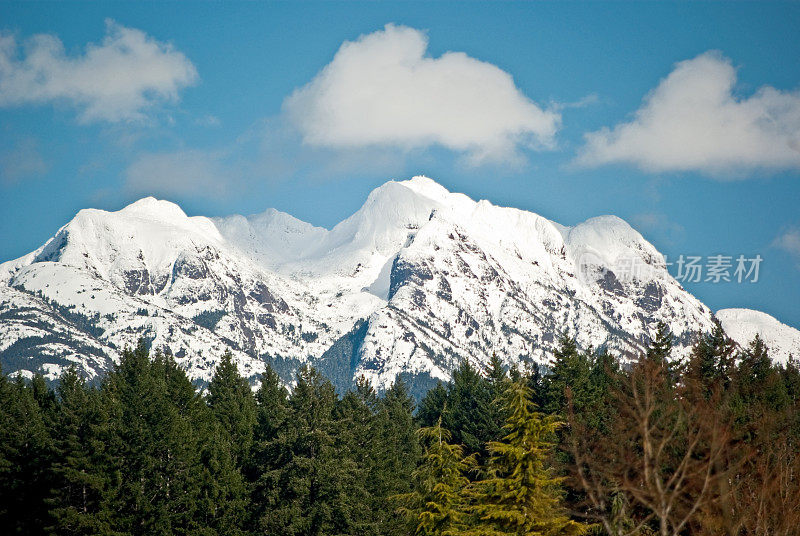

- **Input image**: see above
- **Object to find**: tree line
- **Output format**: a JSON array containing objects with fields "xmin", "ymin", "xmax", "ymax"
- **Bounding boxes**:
[{"xmin": 1, "ymin": 321, "xmax": 798, "ymax": 535}]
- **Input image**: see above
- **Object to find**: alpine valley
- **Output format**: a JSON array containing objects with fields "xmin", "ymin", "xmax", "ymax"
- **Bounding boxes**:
[{"xmin": 2, "ymin": 177, "xmax": 798, "ymax": 394}]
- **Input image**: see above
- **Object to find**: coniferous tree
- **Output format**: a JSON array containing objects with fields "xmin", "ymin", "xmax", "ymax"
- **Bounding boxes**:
[
  {"xmin": 195, "ymin": 409, "xmax": 250, "ymax": 536},
  {"xmin": 373, "ymin": 378, "xmax": 422, "ymax": 534},
  {"xmin": 685, "ymin": 322, "xmax": 735, "ymax": 396},
  {"xmin": 253, "ymin": 363, "xmax": 289, "ymax": 444},
  {"xmin": 207, "ymin": 349, "xmax": 257, "ymax": 467},
  {"xmin": 418, "ymin": 381, "xmax": 448, "ymax": 425},
  {"xmin": 335, "ymin": 384, "xmax": 377, "ymax": 533},
  {"xmin": 646, "ymin": 322, "xmax": 673, "ymax": 363},
  {"xmin": 46, "ymin": 367, "xmax": 112, "ymax": 535},
  {"xmin": 250, "ymin": 363, "xmax": 290, "ymax": 529},
  {"xmin": 585, "ymin": 348, "xmax": 620, "ymax": 433},
  {"xmin": 257, "ymin": 366, "xmax": 356, "ymax": 535},
  {"xmin": 0, "ymin": 372, "xmax": 54, "ymax": 534},
  {"xmin": 103, "ymin": 342, "xmax": 206, "ymax": 535},
  {"xmin": 470, "ymin": 378, "xmax": 587, "ymax": 536},
  {"xmin": 396, "ymin": 418, "xmax": 475, "ymax": 536},
  {"xmin": 419, "ymin": 361, "xmax": 503, "ymax": 462},
  {"xmin": 545, "ymin": 333, "xmax": 593, "ymax": 417}
]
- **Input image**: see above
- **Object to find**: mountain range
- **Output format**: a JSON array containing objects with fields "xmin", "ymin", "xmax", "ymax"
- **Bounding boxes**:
[{"xmin": 2, "ymin": 176, "xmax": 798, "ymax": 394}]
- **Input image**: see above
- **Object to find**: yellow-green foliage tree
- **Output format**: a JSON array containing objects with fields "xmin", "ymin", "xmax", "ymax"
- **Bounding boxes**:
[
  {"xmin": 396, "ymin": 418, "xmax": 476, "ymax": 536},
  {"xmin": 470, "ymin": 379, "xmax": 587, "ymax": 536}
]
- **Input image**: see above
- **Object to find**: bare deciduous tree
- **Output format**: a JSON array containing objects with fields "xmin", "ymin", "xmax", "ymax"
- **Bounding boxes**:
[{"xmin": 565, "ymin": 355, "xmax": 742, "ymax": 536}]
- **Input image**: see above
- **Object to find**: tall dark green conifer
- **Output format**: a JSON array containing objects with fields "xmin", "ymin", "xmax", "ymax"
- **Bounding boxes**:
[
  {"xmin": 257, "ymin": 366, "xmax": 356, "ymax": 536},
  {"xmin": 0, "ymin": 372, "xmax": 54, "ymax": 534},
  {"xmin": 419, "ymin": 361, "xmax": 503, "ymax": 462},
  {"xmin": 373, "ymin": 378, "xmax": 422, "ymax": 534},
  {"xmin": 207, "ymin": 349, "xmax": 257, "ymax": 467},
  {"xmin": 686, "ymin": 322, "xmax": 735, "ymax": 395},
  {"xmin": 104, "ymin": 342, "xmax": 206, "ymax": 535},
  {"xmin": 47, "ymin": 368, "xmax": 112, "ymax": 535},
  {"xmin": 418, "ymin": 381, "xmax": 448, "ymax": 425},
  {"xmin": 545, "ymin": 333, "xmax": 593, "ymax": 417}
]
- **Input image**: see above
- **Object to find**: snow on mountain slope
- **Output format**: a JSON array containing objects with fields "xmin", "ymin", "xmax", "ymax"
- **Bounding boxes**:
[
  {"xmin": 717, "ymin": 308, "xmax": 800, "ymax": 364},
  {"xmin": 0, "ymin": 176, "xmax": 728, "ymax": 392},
  {"xmin": 351, "ymin": 187, "xmax": 715, "ymax": 387}
]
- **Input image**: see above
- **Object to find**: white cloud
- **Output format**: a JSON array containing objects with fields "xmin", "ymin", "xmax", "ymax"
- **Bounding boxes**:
[
  {"xmin": 124, "ymin": 150, "xmax": 229, "ymax": 198},
  {"xmin": 0, "ymin": 20, "xmax": 197, "ymax": 123},
  {"xmin": 283, "ymin": 24, "xmax": 560, "ymax": 165},
  {"xmin": 774, "ymin": 227, "xmax": 800, "ymax": 266},
  {"xmin": 577, "ymin": 51, "xmax": 800, "ymax": 175}
]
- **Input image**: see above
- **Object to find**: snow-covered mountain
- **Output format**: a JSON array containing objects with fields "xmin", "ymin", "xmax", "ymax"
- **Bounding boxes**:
[
  {"xmin": 717, "ymin": 308, "xmax": 800, "ymax": 364},
  {"xmin": 0, "ymin": 176, "xmax": 740, "ymax": 393}
]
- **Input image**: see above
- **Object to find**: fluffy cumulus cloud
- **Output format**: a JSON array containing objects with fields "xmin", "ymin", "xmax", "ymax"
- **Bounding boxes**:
[
  {"xmin": 0, "ymin": 19, "xmax": 197, "ymax": 123},
  {"xmin": 283, "ymin": 24, "xmax": 560, "ymax": 164},
  {"xmin": 577, "ymin": 51, "xmax": 800, "ymax": 175}
]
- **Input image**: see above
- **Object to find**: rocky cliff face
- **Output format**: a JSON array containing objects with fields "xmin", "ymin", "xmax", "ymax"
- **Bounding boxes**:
[{"xmin": 1, "ymin": 177, "xmax": 723, "ymax": 393}]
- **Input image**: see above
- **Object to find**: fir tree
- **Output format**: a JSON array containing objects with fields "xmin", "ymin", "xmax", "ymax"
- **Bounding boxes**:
[
  {"xmin": 250, "ymin": 363, "xmax": 290, "ymax": 529},
  {"xmin": 419, "ymin": 361, "xmax": 503, "ymax": 462},
  {"xmin": 46, "ymin": 368, "xmax": 112, "ymax": 535},
  {"xmin": 396, "ymin": 418, "xmax": 476, "ymax": 536},
  {"xmin": 544, "ymin": 333, "xmax": 593, "ymax": 417},
  {"xmin": 103, "ymin": 342, "xmax": 206, "ymax": 535},
  {"xmin": 646, "ymin": 322, "xmax": 673, "ymax": 363},
  {"xmin": 207, "ymin": 349, "xmax": 257, "ymax": 467},
  {"xmin": 0, "ymin": 373, "xmax": 54, "ymax": 534},
  {"xmin": 256, "ymin": 366, "xmax": 357, "ymax": 535},
  {"xmin": 685, "ymin": 322, "xmax": 735, "ymax": 395},
  {"xmin": 470, "ymin": 379, "xmax": 587, "ymax": 536},
  {"xmin": 418, "ymin": 381, "xmax": 448, "ymax": 425},
  {"xmin": 253, "ymin": 363, "xmax": 289, "ymax": 444},
  {"xmin": 373, "ymin": 377, "xmax": 422, "ymax": 534}
]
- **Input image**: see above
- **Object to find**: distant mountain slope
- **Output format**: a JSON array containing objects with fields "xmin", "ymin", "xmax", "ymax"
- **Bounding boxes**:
[
  {"xmin": 717, "ymin": 308, "xmax": 800, "ymax": 363},
  {"xmin": 0, "ymin": 176, "xmax": 743, "ymax": 393}
]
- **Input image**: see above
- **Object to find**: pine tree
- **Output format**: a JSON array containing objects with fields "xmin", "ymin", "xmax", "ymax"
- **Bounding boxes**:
[
  {"xmin": 103, "ymin": 342, "xmax": 206, "ymax": 535},
  {"xmin": 545, "ymin": 333, "xmax": 593, "ymax": 417},
  {"xmin": 256, "ymin": 366, "xmax": 357, "ymax": 535},
  {"xmin": 419, "ymin": 361, "xmax": 503, "ymax": 462},
  {"xmin": 46, "ymin": 367, "xmax": 112, "ymax": 535},
  {"xmin": 485, "ymin": 354, "xmax": 509, "ymax": 401},
  {"xmin": 373, "ymin": 377, "xmax": 422, "ymax": 534},
  {"xmin": 254, "ymin": 363, "xmax": 289, "ymax": 443},
  {"xmin": 470, "ymin": 379, "xmax": 587, "ymax": 536},
  {"xmin": 250, "ymin": 363, "xmax": 290, "ymax": 530},
  {"xmin": 418, "ymin": 381, "xmax": 448, "ymax": 425},
  {"xmin": 195, "ymin": 409, "xmax": 250, "ymax": 536},
  {"xmin": 334, "ymin": 381, "xmax": 379, "ymax": 534},
  {"xmin": 646, "ymin": 322, "xmax": 673, "ymax": 363},
  {"xmin": 0, "ymin": 372, "xmax": 54, "ymax": 534},
  {"xmin": 396, "ymin": 418, "xmax": 475, "ymax": 536},
  {"xmin": 685, "ymin": 322, "xmax": 735, "ymax": 396},
  {"xmin": 586, "ymin": 348, "xmax": 620, "ymax": 432},
  {"xmin": 207, "ymin": 349, "xmax": 257, "ymax": 467}
]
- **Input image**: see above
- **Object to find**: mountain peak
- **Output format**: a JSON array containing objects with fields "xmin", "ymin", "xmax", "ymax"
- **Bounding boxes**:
[
  {"xmin": 717, "ymin": 308, "xmax": 800, "ymax": 363},
  {"xmin": 398, "ymin": 175, "xmax": 451, "ymax": 199},
  {"xmin": 119, "ymin": 196, "xmax": 188, "ymax": 221}
]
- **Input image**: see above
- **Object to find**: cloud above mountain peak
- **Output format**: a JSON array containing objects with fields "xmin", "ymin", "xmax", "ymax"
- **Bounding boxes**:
[
  {"xmin": 576, "ymin": 51, "xmax": 800, "ymax": 176},
  {"xmin": 283, "ymin": 24, "xmax": 560, "ymax": 165}
]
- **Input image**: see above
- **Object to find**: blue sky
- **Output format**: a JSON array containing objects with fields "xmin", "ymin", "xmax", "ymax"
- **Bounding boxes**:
[{"xmin": 1, "ymin": 2, "xmax": 799, "ymax": 327}]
